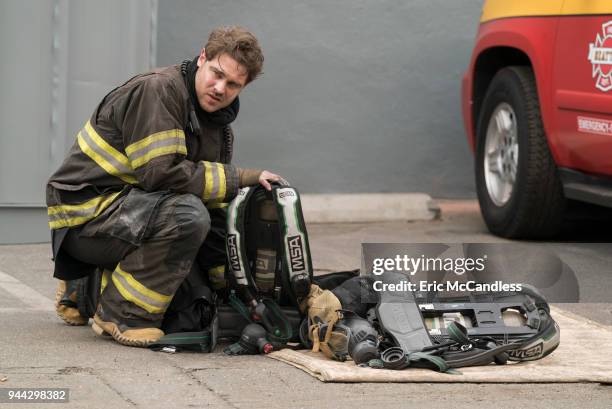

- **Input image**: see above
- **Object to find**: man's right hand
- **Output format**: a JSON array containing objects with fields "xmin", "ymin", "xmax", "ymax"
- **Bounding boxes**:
[{"xmin": 258, "ymin": 170, "xmax": 285, "ymax": 191}]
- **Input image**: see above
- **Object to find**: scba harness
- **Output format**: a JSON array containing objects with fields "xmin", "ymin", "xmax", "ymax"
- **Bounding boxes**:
[
  {"xmin": 222, "ymin": 183, "xmax": 314, "ymax": 354},
  {"xmin": 226, "ymin": 183, "xmax": 313, "ymax": 307}
]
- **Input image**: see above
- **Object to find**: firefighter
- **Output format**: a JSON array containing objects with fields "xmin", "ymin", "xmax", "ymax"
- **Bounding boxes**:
[{"xmin": 49, "ymin": 26, "xmax": 281, "ymax": 347}]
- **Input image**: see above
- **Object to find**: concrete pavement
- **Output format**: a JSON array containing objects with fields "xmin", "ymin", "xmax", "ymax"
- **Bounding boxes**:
[{"xmin": 0, "ymin": 200, "xmax": 611, "ymax": 408}]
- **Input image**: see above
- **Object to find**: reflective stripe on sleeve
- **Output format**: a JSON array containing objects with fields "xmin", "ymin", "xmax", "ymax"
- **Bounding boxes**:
[
  {"xmin": 217, "ymin": 163, "xmax": 227, "ymax": 200},
  {"xmin": 111, "ymin": 264, "xmax": 172, "ymax": 314},
  {"xmin": 202, "ymin": 161, "xmax": 228, "ymax": 202},
  {"xmin": 47, "ymin": 191, "xmax": 122, "ymax": 229},
  {"xmin": 126, "ymin": 129, "xmax": 187, "ymax": 169},
  {"xmin": 77, "ymin": 121, "xmax": 137, "ymax": 184}
]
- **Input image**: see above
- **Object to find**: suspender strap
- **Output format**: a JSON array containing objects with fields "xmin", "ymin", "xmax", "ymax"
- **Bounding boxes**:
[
  {"xmin": 273, "ymin": 186, "xmax": 312, "ymax": 304},
  {"xmin": 226, "ymin": 187, "xmax": 258, "ymax": 298}
]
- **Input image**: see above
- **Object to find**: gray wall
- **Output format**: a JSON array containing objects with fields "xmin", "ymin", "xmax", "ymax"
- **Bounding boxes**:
[
  {"xmin": 0, "ymin": 0, "xmax": 156, "ymax": 243},
  {"xmin": 157, "ymin": 0, "xmax": 482, "ymax": 196},
  {"xmin": 0, "ymin": 0, "xmax": 482, "ymax": 243}
]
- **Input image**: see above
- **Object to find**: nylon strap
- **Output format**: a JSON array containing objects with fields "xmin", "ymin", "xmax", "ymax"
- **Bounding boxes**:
[
  {"xmin": 407, "ymin": 352, "xmax": 452, "ymax": 373},
  {"xmin": 228, "ymin": 291, "xmax": 253, "ymax": 323},
  {"xmin": 149, "ymin": 331, "xmax": 211, "ymax": 352},
  {"xmin": 228, "ymin": 291, "xmax": 293, "ymax": 347},
  {"xmin": 444, "ymin": 342, "xmax": 522, "ymax": 368},
  {"xmin": 273, "ymin": 186, "xmax": 312, "ymax": 303},
  {"xmin": 226, "ymin": 187, "xmax": 256, "ymax": 291}
]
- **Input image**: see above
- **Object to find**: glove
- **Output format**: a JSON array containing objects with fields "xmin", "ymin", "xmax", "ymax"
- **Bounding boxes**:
[{"xmin": 299, "ymin": 284, "xmax": 344, "ymax": 359}]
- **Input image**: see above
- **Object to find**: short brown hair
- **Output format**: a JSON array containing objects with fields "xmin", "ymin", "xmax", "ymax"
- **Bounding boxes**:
[{"xmin": 205, "ymin": 26, "xmax": 264, "ymax": 84}]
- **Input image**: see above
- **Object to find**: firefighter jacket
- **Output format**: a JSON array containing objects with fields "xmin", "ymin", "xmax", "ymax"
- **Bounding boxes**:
[{"xmin": 46, "ymin": 64, "xmax": 240, "ymax": 278}]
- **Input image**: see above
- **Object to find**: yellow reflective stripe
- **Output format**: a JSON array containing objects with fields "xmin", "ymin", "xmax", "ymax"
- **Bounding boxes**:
[
  {"xmin": 112, "ymin": 265, "xmax": 172, "ymax": 314},
  {"xmin": 203, "ymin": 161, "xmax": 215, "ymax": 200},
  {"xmin": 77, "ymin": 134, "xmax": 136, "ymax": 184},
  {"xmin": 111, "ymin": 274, "xmax": 164, "ymax": 314},
  {"xmin": 77, "ymin": 122, "xmax": 137, "ymax": 184},
  {"xmin": 125, "ymin": 129, "xmax": 185, "ymax": 155},
  {"xmin": 208, "ymin": 265, "xmax": 226, "ymax": 289},
  {"xmin": 125, "ymin": 129, "xmax": 187, "ymax": 169},
  {"xmin": 85, "ymin": 121, "xmax": 132, "ymax": 169},
  {"xmin": 208, "ymin": 265, "xmax": 225, "ymax": 278},
  {"xmin": 47, "ymin": 191, "xmax": 119, "ymax": 215},
  {"xmin": 115, "ymin": 265, "xmax": 172, "ymax": 304},
  {"xmin": 47, "ymin": 191, "xmax": 122, "ymax": 229},
  {"xmin": 217, "ymin": 163, "xmax": 227, "ymax": 200},
  {"xmin": 47, "ymin": 193, "xmax": 119, "ymax": 217},
  {"xmin": 202, "ymin": 161, "xmax": 228, "ymax": 201},
  {"xmin": 49, "ymin": 215, "xmax": 92, "ymax": 230},
  {"xmin": 206, "ymin": 201, "xmax": 229, "ymax": 209},
  {"xmin": 100, "ymin": 269, "xmax": 111, "ymax": 294},
  {"xmin": 130, "ymin": 144, "xmax": 187, "ymax": 168}
]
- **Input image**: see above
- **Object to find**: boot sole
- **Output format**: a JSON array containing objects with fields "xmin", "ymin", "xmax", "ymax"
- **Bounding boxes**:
[
  {"xmin": 92, "ymin": 316, "xmax": 157, "ymax": 348},
  {"xmin": 56, "ymin": 308, "xmax": 88, "ymax": 326}
]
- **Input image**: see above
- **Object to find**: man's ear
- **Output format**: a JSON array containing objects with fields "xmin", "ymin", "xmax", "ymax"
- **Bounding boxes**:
[{"xmin": 196, "ymin": 48, "xmax": 207, "ymax": 68}]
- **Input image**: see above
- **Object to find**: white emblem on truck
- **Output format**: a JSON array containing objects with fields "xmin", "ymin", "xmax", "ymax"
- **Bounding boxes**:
[{"xmin": 588, "ymin": 21, "xmax": 612, "ymax": 92}]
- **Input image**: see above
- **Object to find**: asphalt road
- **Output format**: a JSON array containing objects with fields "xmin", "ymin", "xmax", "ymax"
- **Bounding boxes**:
[{"xmin": 0, "ymin": 200, "xmax": 610, "ymax": 409}]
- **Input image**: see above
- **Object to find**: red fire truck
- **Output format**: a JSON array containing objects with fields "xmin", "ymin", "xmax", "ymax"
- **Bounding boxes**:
[{"xmin": 462, "ymin": 1, "xmax": 612, "ymax": 238}]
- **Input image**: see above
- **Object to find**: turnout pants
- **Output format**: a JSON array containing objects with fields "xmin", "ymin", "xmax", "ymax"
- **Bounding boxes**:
[{"xmin": 60, "ymin": 188, "xmax": 226, "ymax": 328}]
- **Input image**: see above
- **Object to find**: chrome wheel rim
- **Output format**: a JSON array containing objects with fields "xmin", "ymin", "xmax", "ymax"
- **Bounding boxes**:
[{"xmin": 483, "ymin": 103, "xmax": 519, "ymax": 207}]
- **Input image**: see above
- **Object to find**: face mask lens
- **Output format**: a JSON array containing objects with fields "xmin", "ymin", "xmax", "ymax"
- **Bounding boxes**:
[{"xmin": 328, "ymin": 331, "xmax": 349, "ymax": 354}]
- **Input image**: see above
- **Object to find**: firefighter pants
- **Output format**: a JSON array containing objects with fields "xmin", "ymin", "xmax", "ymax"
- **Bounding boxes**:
[{"xmin": 61, "ymin": 189, "xmax": 222, "ymax": 328}]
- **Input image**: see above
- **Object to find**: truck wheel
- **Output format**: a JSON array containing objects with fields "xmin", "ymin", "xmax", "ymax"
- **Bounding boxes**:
[{"xmin": 475, "ymin": 66, "xmax": 565, "ymax": 238}]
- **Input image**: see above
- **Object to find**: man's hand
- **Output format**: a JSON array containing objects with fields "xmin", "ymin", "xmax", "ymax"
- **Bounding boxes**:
[{"xmin": 259, "ymin": 170, "xmax": 284, "ymax": 191}]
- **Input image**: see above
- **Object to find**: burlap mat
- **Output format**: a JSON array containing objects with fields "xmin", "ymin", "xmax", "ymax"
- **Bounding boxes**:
[{"xmin": 268, "ymin": 307, "xmax": 612, "ymax": 383}]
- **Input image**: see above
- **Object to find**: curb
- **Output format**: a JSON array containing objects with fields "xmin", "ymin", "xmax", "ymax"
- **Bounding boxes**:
[{"xmin": 300, "ymin": 193, "xmax": 440, "ymax": 223}]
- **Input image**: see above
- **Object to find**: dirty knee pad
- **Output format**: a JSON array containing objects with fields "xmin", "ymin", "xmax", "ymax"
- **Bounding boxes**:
[{"xmin": 172, "ymin": 194, "xmax": 211, "ymax": 244}]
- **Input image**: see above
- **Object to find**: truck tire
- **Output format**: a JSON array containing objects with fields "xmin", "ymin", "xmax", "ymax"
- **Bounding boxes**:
[{"xmin": 475, "ymin": 66, "xmax": 565, "ymax": 238}]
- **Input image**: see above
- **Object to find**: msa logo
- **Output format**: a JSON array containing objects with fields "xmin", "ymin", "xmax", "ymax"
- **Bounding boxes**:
[
  {"xmin": 288, "ymin": 235, "xmax": 305, "ymax": 271},
  {"xmin": 279, "ymin": 190, "xmax": 295, "ymax": 199},
  {"xmin": 508, "ymin": 343, "xmax": 543, "ymax": 360},
  {"xmin": 227, "ymin": 234, "xmax": 241, "ymax": 271}
]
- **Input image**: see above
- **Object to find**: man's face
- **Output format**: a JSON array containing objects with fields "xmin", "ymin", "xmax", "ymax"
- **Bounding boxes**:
[{"xmin": 195, "ymin": 49, "xmax": 248, "ymax": 112}]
